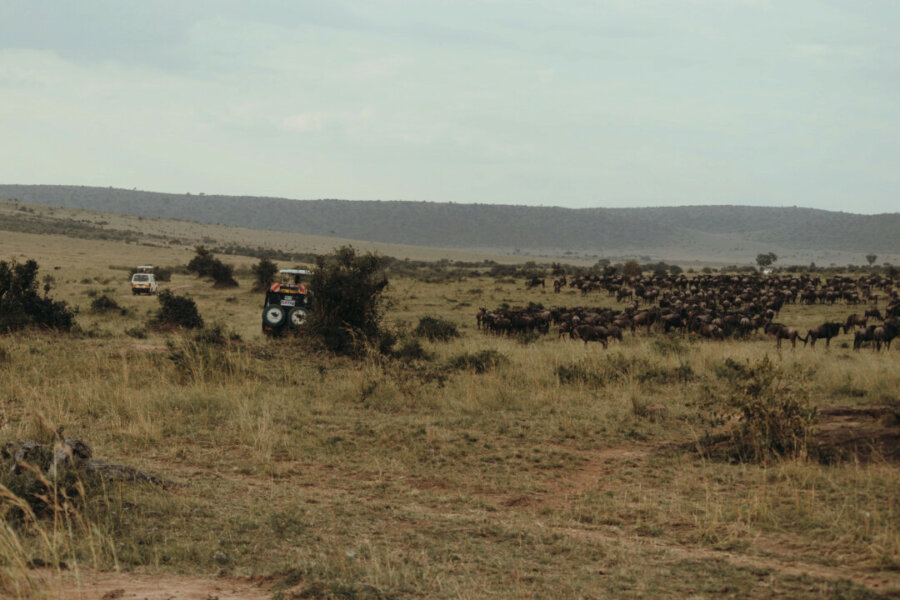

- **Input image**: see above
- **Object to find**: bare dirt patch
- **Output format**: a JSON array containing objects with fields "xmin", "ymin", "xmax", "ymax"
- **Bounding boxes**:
[
  {"xmin": 33, "ymin": 569, "xmax": 272, "ymax": 600},
  {"xmin": 813, "ymin": 405, "xmax": 900, "ymax": 463}
]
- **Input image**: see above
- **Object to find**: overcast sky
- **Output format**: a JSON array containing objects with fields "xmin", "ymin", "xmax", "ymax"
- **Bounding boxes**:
[{"xmin": 1, "ymin": 1, "xmax": 897, "ymax": 213}]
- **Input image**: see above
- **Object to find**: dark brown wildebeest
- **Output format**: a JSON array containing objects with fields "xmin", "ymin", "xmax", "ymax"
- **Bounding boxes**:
[
  {"xmin": 843, "ymin": 313, "xmax": 867, "ymax": 334},
  {"xmin": 765, "ymin": 322, "xmax": 808, "ymax": 349},
  {"xmin": 525, "ymin": 277, "xmax": 545, "ymax": 289},
  {"xmin": 854, "ymin": 325, "xmax": 877, "ymax": 350},
  {"xmin": 865, "ymin": 308, "xmax": 883, "ymax": 321},
  {"xmin": 874, "ymin": 319, "xmax": 899, "ymax": 351},
  {"xmin": 553, "ymin": 276, "xmax": 566, "ymax": 293},
  {"xmin": 805, "ymin": 321, "xmax": 842, "ymax": 348},
  {"xmin": 573, "ymin": 324, "xmax": 609, "ymax": 349}
]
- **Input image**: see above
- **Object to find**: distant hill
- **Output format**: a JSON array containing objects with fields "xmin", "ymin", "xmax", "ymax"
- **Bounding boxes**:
[{"xmin": 1, "ymin": 185, "xmax": 897, "ymax": 263}]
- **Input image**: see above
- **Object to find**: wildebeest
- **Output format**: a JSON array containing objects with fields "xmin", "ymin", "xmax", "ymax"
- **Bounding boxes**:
[
  {"xmin": 572, "ymin": 324, "xmax": 609, "ymax": 349},
  {"xmin": 525, "ymin": 277, "xmax": 545, "ymax": 289},
  {"xmin": 843, "ymin": 314, "xmax": 867, "ymax": 334},
  {"xmin": 874, "ymin": 319, "xmax": 899, "ymax": 351},
  {"xmin": 765, "ymin": 322, "xmax": 808, "ymax": 349},
  {"xmin": 854, "ymin": 325, "xmax": 877, "ymax": 350},
  {"xmin": 805, "ymin": 321, "xmax": 842, "ymax": 348}
]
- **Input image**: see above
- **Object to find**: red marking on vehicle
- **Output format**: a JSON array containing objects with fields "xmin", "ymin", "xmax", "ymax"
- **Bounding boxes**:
[
  {"xmin": 270, "ymin": 282, "xmax": 281, "ymax": 292},
  {"xmin": 298, "ymin": 284, "xmax": 308, "ymax": 294}
]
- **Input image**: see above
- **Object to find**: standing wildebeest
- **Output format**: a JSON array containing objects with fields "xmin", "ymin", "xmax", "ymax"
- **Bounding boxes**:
[
  {"xmin": 854, "ymin": 325, "xmax": 877, "ymax": 350},
  {"xmin": 874, "ymin": 319, "xmax": 899, "ymax": 351},
  {"xmin": 765, "ymin": 322, "xmax": 808, "ymax": 349},
  {"xmin": 525, "ymin": 277, "xmax": 545, "ymax": 289},
  {"xmin": 843, "ymin": 314, "xmax": 867, "ymax": 334},
  {"xmin": 572, "ymin": 324, "xmax": 609, "ymax": 349},
  {"xmin": 805, "ymin": 321, "xmax": 842, "ymax": 348}
]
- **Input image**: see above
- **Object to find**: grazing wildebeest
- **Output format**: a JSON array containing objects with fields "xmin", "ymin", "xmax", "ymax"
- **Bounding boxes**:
[
  {"xmin": 843, "ymin": 313, "xmax": 867, "ymax": 334},
  {"xmin": 805, "ymin": 321, "xmax": 842, "ymax": 348},
  {"xmin": 865, "ymin": 308, "xmax": 883, "ymax": 321},
  {"xmin": 765, "ymin": 322, "xmax": 808, "ymax": 349},
  {"xmin": 525, "ymin": 277, "xmax": 545, "ymax": 289},
  {"xmin": 573, "ymin": 324, "xmax": 609, "ymax": 349}
]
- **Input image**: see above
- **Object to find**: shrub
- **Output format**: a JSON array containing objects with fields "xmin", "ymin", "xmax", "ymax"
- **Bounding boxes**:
[
  {"xmin": 124, "ymin": 326, "xmax": 147, "ymax": 339},
  {"xmin": 393, "ymin": 338, "xmax": 431, "ymax": 361},
  {"xmin": 89, "ymin": 294, "xmax": 120, "ymax": 314},
  {"xmin": 310, "ymin": 246, "xmax": 388, "ymax": 354},
  {"xmin": 413, "ymin": 316, "xmax": 459, "ymax": 342},
  {"xmin": 447, "ymin": 350, "xmax": 505, "ymax": 373},
  {"xmin": 0, "ymin": 259, "xmax": 75, "ymax": 332},
  {"xmin": 556, "ymin": 361, "xmax": 603, "ymax": 386},
  {"xmin": 150, "ymin": 290, "xmax": 203, "ymax": 330},
  {"xmin": 251, "ymin": 257, "xmax": 278, "ymax": 292},
  {"xmin": 186, "ymin": 246, "xmax": 238, "ymax": 288},
  {"xmin": 717, "ymin": 356, "xmax": 816, "ymax": 462}
]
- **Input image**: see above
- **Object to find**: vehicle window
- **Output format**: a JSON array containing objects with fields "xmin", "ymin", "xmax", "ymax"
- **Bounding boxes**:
[{"xmin": 133, "ymin": 274, "xmax": 150, "ymax": 282}]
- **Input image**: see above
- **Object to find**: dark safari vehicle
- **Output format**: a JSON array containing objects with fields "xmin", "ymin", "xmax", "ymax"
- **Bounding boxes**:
[{"xmin": 262, "ymin": 269, "xmax": 312, "ymax": 335}]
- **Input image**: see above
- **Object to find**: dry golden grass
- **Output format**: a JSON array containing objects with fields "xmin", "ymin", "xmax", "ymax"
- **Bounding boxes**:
[{"xmin": 0, "ymin": 223, "xmax": 898, "ymax": 599}]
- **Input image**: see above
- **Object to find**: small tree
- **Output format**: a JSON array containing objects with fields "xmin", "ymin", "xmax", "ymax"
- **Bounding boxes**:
[
  {"xmin": 756, "ymin": 252, "xmax": 778, "ymax": 269},
  {"xmin": 0, "ymin": 259, "xmax": 75, "ymax": 332},
  {"xmin": 251, "ymin": 257, "xmax": 278, "ymax": 292},
  {"xmin": 866, "ymin": 254, "xmax": 878, "ymax": 267},
  {"xmin": 621, "ymin": 259, "xmax": 642, "ymax": 278},
  {"xmin": 310, "ymin": 246, "xmax": 388, "ymax": 354},
  {"xmin": 186, "ymin": 246, "xmax": 238, "ymax": 288}
]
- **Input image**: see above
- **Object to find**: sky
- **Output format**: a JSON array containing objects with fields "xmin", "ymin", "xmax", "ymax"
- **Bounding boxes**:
[{"xmin": 0, "ymin": 1, "xmax": 898, "ymax": 213}]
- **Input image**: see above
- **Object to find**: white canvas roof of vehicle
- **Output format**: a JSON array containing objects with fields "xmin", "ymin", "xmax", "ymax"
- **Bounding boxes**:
[
  {"xmin": 137, "ymin": 265, "xmax": 155, "ymax": 272},
  {"xmin": 279, "ymin": 269, "xmax": 311, "ymax": 275}
]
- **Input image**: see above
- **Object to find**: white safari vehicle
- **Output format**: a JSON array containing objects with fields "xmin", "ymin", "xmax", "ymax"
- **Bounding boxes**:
[
  {"xmin": 131, "ymin": 266, "xmax": 159, "ymax": 295},
  {"xmin": 262, "ymin": 269, "xmax": 312, "ymax": 335}
]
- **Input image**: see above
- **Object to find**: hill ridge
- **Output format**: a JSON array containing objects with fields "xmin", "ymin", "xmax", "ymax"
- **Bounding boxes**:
[{"xmin": 0, "ymin": 185, "xmax": 897, "ymax": 262}]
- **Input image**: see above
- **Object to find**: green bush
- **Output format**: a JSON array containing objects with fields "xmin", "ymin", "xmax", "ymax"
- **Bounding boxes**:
[
  {"xmin": 447, "ymin": 350, "xmax": 505, "ymax": 373},
  {"xmin": 89, "ymin": 294, "xmax": 121, "ymax": 314},
  {"xmin": 186, "ymin": 246, "xmax": 238, "ymax": 288},
  {"xmin": 251, "ymin": 257, "xmax": 278, "ymax": 292},
  {"xmin": 413, "ymin": 316, "xmax": 459, "ymax": 342},
  {"xmin": 310, "ymin": 246, "xmax": 388, "ymax": 355},
  {"xmin": 0, "ymin": 259, "xmax": 75, "ymax": 332},
  {"xmin": 150, "ymin": 290, "xmax": 204, "ymax": 330},
  {"xmin": 718, "ymin": 356, "xmax": 817, "ymax": 462}
]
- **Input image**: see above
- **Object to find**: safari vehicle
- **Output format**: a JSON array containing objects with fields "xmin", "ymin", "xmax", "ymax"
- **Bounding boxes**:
[
  {"xmin": 262, "ymin": 269, "xmax": 312, "ymax": 335},
  {"xmin": 131, "ymin": 266, "xmax": 159, "ymax": 295}
]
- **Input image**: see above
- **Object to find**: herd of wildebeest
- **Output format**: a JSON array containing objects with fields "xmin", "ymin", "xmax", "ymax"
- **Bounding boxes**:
[{"xmin": 477, "ymin": 273, "xmax": 900, "ymax": 351}]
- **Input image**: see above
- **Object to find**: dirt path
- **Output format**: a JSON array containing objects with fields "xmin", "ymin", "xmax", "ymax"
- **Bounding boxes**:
[
  {"xmin": 518, "ymin": 440, "xmax": 900, "ymax": 595},
  {"xmin": 33, "ymin": 569, "xmax": 272, "ymax": 600}
]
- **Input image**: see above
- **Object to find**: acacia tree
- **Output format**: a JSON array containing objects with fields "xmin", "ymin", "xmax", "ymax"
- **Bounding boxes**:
[
  {"xmin": 621, "ymin": 259, "xmax": 642, "ymax": 278},
  {"xmin": 866, "ymin": 254, "xmax": 878, "ymax": 266},
  {"xmin": 756, "ymin": 252, "xmax": 778, "ymax": 269}
]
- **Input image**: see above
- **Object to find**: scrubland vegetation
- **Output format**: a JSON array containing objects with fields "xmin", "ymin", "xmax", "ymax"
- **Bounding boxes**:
[{"xmin": 0, "ymin": 231, "xmax": 898, "ymax": 599}]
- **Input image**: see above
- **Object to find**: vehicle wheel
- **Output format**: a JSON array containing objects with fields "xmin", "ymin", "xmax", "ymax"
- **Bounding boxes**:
[
  {"xmin": 262, "ymin": 305, "xmax": 287, "ymax": 328},
  {"xmin": 287, "ymin": 307, "xmax": 309, "ymax": 329}
]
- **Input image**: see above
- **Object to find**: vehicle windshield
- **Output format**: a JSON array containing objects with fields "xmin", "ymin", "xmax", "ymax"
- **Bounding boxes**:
[
  {"xmin": 132, "ymin": 274, "xmax": 150, "ymax": 282},
  {"xmin": 281, "ymin": 272, "xmax": 309, "ymax": 285}
]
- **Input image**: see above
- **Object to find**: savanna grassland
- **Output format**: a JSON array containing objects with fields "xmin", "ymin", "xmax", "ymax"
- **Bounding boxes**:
[{"xmin": 0, "ymin": 224, "xmax": 899, "ymax": 599}]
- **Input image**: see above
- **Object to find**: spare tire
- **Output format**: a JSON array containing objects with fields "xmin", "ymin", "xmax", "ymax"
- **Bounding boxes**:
[
  {"xmin": 262, "ymin": 305, "xmax": 287, "ymax": 328},
  {"xmin": 287, "ymin": 307, "xmax": 309, "ymax": 329}
]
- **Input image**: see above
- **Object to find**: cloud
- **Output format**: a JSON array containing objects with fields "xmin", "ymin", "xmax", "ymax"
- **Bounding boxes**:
[{"xmin": 281, "ymin": 112, "xmax": 328, "ymax": 133}]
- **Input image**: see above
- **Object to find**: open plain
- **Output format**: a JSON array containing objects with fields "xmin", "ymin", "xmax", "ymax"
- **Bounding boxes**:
[{"xmin": 0, "ymin": 208, "xmax": 898, "ymax": 599}]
